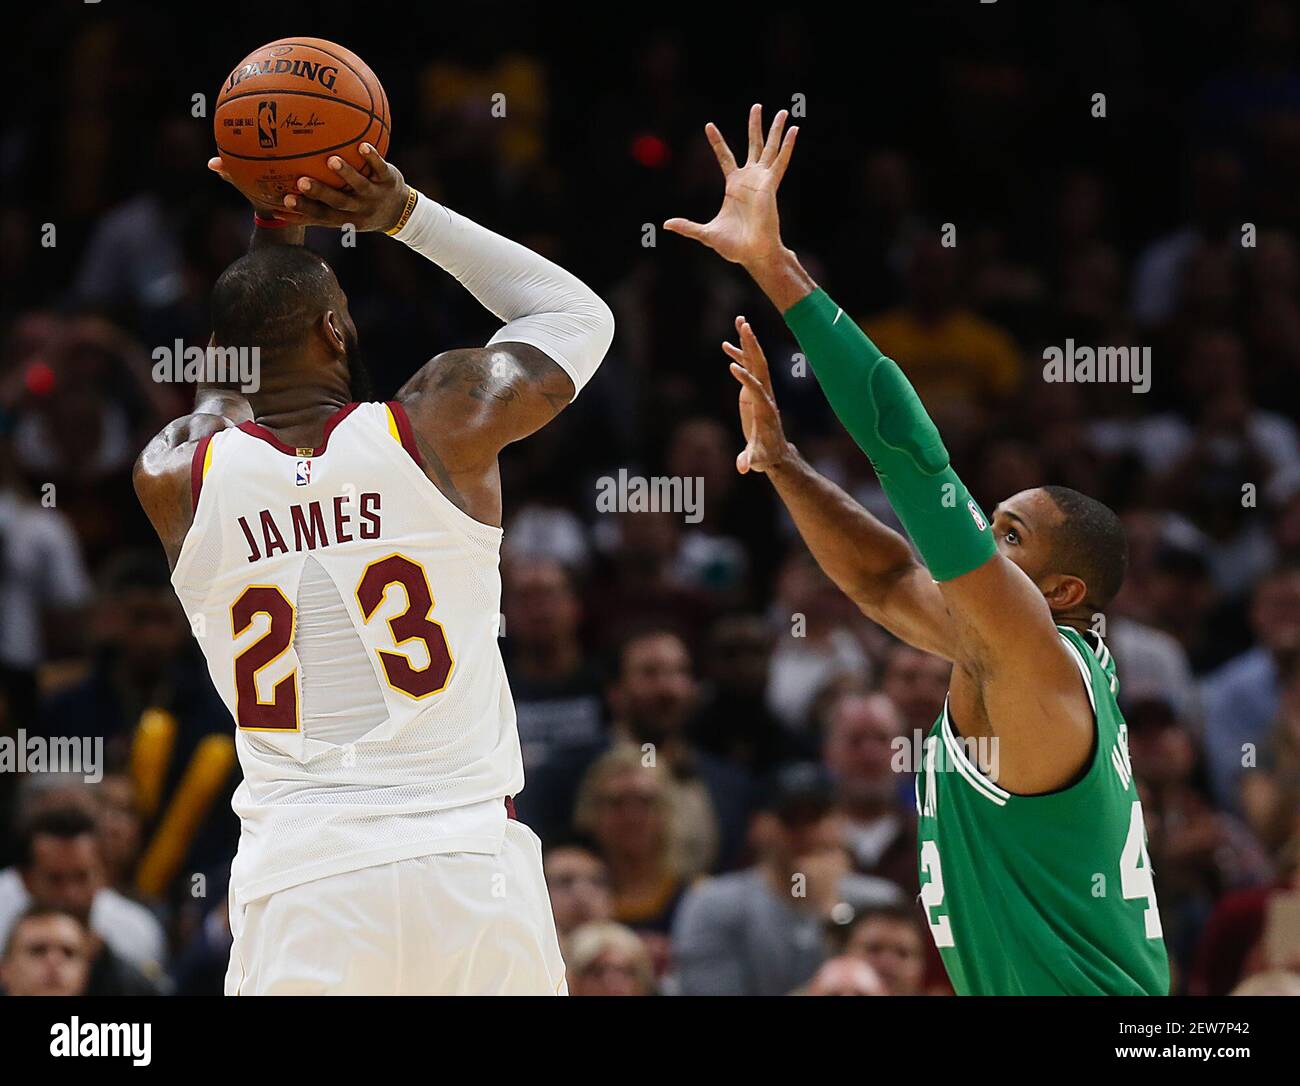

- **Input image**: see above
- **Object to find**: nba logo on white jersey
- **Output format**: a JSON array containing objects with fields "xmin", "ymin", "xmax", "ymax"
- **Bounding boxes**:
[{"xmin": 295, "ymin": 458, "xmax": 311, "ymax": 486}]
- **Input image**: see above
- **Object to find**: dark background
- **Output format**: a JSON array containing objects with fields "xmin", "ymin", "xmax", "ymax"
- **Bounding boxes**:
[{"xmin": 1, "ymin": 0, "xmax": 1298, "ymax": 997}]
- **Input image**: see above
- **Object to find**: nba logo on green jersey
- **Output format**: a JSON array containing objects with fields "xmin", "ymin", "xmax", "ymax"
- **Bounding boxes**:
[{"xmin": 915, "ymin": 626, "xmax": 1170, "ymax": 995}]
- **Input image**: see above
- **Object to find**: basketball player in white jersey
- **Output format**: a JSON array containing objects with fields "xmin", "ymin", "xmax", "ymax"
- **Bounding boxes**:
[{"xmin": 133, "ymin": 144, "xmax": 614, "ymax": 995}]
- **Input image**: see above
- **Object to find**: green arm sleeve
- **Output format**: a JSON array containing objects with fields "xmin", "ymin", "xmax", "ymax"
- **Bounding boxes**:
[{"xmin": 783, "ymin": 288, "xmax": 996, "ymax": 581}]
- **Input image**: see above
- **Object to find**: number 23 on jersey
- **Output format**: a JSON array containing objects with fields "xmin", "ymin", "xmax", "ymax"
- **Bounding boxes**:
[{"xmin": 230, "ymin": 552, "xmax": 453, "ymax": 730}]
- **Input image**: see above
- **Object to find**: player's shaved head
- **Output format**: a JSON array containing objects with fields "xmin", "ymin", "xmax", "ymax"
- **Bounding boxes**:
[
  {"xmin": 991, "ymin": 486, "xmax": 1128, "ymax": 613},
  {"xmin": 210, "ymin": 245, "xmax": 373, "ymax": 399},
  {"xmin": 1039, "ymin": 485, "xmax": 1128, "ymax": 610},
  {"xmin": 211, "ymin": 246, "xmax": 344, "ymax": 359}
]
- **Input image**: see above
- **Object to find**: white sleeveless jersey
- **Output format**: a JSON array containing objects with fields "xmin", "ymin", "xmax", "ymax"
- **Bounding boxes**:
[{"xmin": 171, "ymin": 401, "xmax": 523, "ymax": 904}]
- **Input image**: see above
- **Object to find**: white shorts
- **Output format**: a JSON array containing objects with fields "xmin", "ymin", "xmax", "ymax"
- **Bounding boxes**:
[{"xmin": 225, "ymin": 820, "xmax": 567, "ymax": 995}]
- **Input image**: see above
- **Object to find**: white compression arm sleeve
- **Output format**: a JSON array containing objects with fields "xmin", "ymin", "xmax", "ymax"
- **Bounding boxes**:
[{"xmin": 390, "ymin": 190, "xmax": 614, "ymax": 399}]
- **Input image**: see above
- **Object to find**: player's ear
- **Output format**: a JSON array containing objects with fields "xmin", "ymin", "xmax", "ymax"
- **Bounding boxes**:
[
  {"xmin": 322, "ymin": 310, "xmax": 346, "ymax": 355},
  {"xmin": 1041, "ymin": 573, "xmax": 1088, "ymax": 612}
]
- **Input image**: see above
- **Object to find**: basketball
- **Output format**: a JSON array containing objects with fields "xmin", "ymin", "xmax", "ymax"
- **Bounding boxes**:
[{"xmin": 214, "ymin": 38, "xmax": 390, "ymax": 210}]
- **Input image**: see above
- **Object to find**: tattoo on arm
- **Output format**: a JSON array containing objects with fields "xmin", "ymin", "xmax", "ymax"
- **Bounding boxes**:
[
  {"xmin": 429, "ymin": 349, "xmax": 568, "ymax": 410},
  {"xmin": 395, "ymin": 344, "xmax": 574, "ymax": 528},
  {"xmin": 430, "ymin": 354, "xmax": 519, "ymax": 403},
  {"xmin": 402, "ymin": 344, "xmax": 574, "ymax": 442}
]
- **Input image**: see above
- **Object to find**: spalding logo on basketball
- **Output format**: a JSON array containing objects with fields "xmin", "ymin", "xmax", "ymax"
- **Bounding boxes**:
[{"xmin": 214, "ymin": 38, "xmax": 391, "ymax": 210}]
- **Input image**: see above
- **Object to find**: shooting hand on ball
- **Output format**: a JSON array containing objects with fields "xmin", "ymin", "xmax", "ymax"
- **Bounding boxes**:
[
  {"xmin": 210, "ymin": 145, "xmax": 410, "ymax": 232},
  {"xmin": 207, "ymin": 156, "xmax": 305, "ymax": 221},
  {"xmin": 280, "ymin": 144, "xmax": 409, "ymax": 231}
]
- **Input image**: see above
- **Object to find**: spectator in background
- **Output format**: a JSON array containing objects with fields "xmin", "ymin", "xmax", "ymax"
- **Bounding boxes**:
[
  {"xmin": 865, "ymin": 236, "xmax": 1023, "ymax": 425},
  {"xmin": 0, "ymin": 1, "xmax": 1295, "ymax": 999},
  {"xmin": 502, "ymin": 558, "xmax": 606, "ymax": 838},
  {"xmin": 1129, "ymin": 699, "xmax": 1275, "ymax": 973},
  {"xmin": 1164, "ymin": 242, "xmax": 1244, "ymax": 356},
  {"xmin": 0, "ymin": 806, "xmax": 162, "ymax": 994},
  {"xmin": 0, "ymin": 906, "xmax": 91, "ymax": 997},
  {"xmin": 766, "ymin": 550, "xmax": 872, "ymax": 735},
  {"xmin": 95, "ymin": 773, "xmax": 144, "ymax": 896},
  {"xmin": 1191, "ymin": 851, "xmax": 1299, "ymax": 997},
  {"xmin": 502, "ymin": 502, "xmax": 593, "ymax": 572},
  {"xmin": 37, "ymin": 549, "xmax": 241, "ymax": 901},
  {"xmin": 1274, "ymin": 486, "xmax": 1300, "ymax": 560},
  {"xmin": 504, "ymin": 560, "xmax": 604, "ymax": 768},
  {"xmin": 1243, "ymin": 230, "xmax": 1300, "ymax": 410},
  {"xmin": 672, "ymin": 763, "xmax": 904, "ymax": 997},
  {"xmin": 821, "ymin": 692, "xmax": 918, "ymax": 895},
  {"xmin": 0, "ymin": 422, "xmax": 92, "ymax": 724},
  {"xmin": 797, "ymin": 954, "xmax": 886, "ymax": 996},
  {"xmin": 586, "ymin": 511, "xmax": 717, "ymax": 650},
  {"xmin": 605, "ymin": 628, "xmax": 754, "ymax": 874},
  {"xmin": 1123, "ymin": 520, "xmax": 1223, "ymax": 671},
  {"xmin": 879, "ymin": 643, "xmax": 952, "ymax": 738},
  {"xmin": 41, "ymin": 548, "xmax": 229, "ymax": 758},
  {"xmin": 1230, "ymin": 970, "xmax": 1300, "ymax": 996},
  {"xmin": 71, "ymin": 117, "xmax": 222, "ymax": 348},
  {"xmin": 543, "ymin": 838, "xmax": 613, "ymax": 942},
  {"xmin": 844, "ymin": 903, "xmax": 929, "ymax": 997},
  {"xmin": 1147, "ymin": 331, "xmax": 1298, "ymax": 598},
  {"xmin": 1130, "ymin": 149, "xmax": 1245, "ymax": 329},
  {"xmin": 565, "ymin": 921, "xmax": 657, "ymax": 996},
  {"xmin": 1057, "ymin": 241, "xmax": 1123, "ymax": 339},
  {"xmin": 169, "ymin": 898, "xmax": 232, "ymax": 998},
  {"xmin": 1108, "ymin": 611, "xmax": 1199, "ymax": 727},
  {"xmin": 1163, "ymin": 333, "xmax": 1297, "ymax": 491},
  {"xmin": 1200, "ymin": 562, "xmax": 1300, "ymax": 810},
  {"xmin": 7, "ymin": 318, "xmax": 175, "ymax": 561},
  {"xmin": 573, "ymin": 747, "xmax": 690, "ymax": 958},
  {"xmin": 841, "ymin": 149, "xmax": 927, "ymax": 306},
  {"xmin": 1240, "ymin": 651, "xmax": 1300, "ymax": 862},
  {"xmin": 690, "ymin": 613, "xmax": 804, "ymax": 772},
  {"xmin": 664, "ymin": 417, "xmax": 750, "ymax": 601}
]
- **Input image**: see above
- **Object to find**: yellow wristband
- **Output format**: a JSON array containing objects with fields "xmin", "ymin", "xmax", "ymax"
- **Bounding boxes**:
[{"xmin": 384, "ymin": 188, "xmax": 419, "ymax": 236}]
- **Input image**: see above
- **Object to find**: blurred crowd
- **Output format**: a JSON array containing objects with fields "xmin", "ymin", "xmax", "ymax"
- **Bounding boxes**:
[{"xmin": 2, "ymin": 2, "xmax": 1300, "ymax": 996}]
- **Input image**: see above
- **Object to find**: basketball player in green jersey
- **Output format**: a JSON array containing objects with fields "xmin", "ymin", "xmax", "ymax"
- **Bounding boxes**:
[{"xmin": 666, "ymin": 106, "xmax": 1169, "ymax": 996}]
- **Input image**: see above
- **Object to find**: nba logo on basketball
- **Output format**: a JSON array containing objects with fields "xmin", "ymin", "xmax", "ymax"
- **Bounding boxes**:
[
  {"xmin": 258, "ymin": 101, "xmax": 278, "ymax": 147},
  {"xmin": 295, "ymin": 459, "xmax": 311, "ymax": 486}
]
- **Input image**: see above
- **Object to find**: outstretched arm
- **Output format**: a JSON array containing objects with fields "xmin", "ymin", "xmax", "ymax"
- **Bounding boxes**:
[
  {"xmin": 281, "ymin": 144, "xmax": 614, "ymax": 524},
  {"xmin": 670, "ymin": 107, "xmax": 1090, "ymax": 788},
  {"xmin": 723, "ymin": 317, "xmax": 955, "ymax": 660}
]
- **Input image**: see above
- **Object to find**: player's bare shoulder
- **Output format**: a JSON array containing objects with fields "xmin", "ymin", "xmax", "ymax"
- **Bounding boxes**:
[
  {"xmin": 133, "ymin": 411, "xmax": 240, "ymax": 568},
  {"xmin": 396, "ymin": 343, "xmax": 575, "ymax": 446},
  {"xmin": 392, "ymin": 343, "xmax": 577, "ymax": 527}
]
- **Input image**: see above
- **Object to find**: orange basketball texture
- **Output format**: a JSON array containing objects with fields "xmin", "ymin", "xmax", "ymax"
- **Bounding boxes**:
[{"xmin": 214, "ymin": 38, "xmax": 390, "ymax": 209}]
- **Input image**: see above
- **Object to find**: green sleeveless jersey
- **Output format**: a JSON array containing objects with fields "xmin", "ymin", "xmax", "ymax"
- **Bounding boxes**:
[{"xmin": 915, "ymin": 626, "xmax": 1170, "ymax": 995}]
